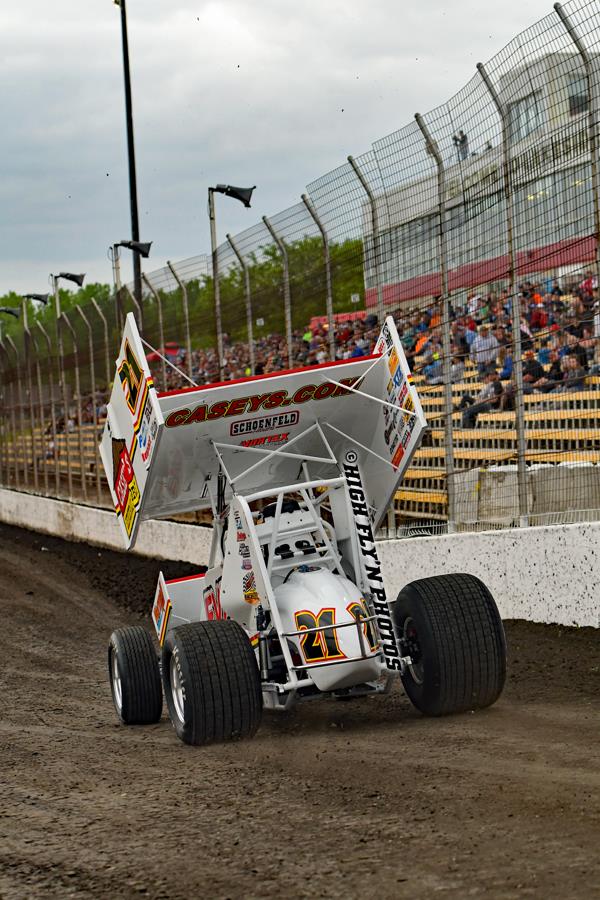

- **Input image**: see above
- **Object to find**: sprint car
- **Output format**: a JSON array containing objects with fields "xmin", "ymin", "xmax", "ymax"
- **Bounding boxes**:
[{"xmin": 103, "ymin": 314, "xmax": 506, "ymax": 745}]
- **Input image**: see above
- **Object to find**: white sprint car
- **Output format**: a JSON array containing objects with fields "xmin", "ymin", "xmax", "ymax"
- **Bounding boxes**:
[{"xmin": 102, "ymin": 314, "xmax": 506, "ymax": 745}]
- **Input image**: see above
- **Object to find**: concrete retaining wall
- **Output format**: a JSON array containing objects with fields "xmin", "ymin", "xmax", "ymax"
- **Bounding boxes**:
[
  {"xmin": 0, "ymin": 488, "xmax": 212, "ymax": 565},
  {"xmin": 0, "ymin": 488, "xmax": 597, "ymax": 627},
  {"xmin": 378, "ymin": 523, "xmax": 600, "ymax": 628}
]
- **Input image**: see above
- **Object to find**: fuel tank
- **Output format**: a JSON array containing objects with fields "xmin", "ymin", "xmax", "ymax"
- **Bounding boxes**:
[{"xmin": 274, "ymin": 566, "xmax": 381, "ymax": 692}]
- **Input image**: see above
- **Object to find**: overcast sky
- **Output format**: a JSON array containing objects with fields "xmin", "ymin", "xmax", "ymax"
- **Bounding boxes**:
[{"xmin": 0, "ymin": 0, "xmax": 558, "ymax": 295}]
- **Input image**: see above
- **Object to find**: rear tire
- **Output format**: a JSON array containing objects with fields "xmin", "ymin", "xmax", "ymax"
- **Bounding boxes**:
[
  {"xmin": 393, "ymin": 573, "xmax": 506, "ymax": 716},
  {"xmin": 108, "ymin": 626, "xmax": 162, "ymax": 725},
  {"xmin": 162, "ymin": 620, "xmax": 262, "ymax": 746}
]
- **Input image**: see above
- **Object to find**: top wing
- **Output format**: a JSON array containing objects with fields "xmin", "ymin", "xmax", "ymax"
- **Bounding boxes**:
[
  {"xmin": 100, "ymin": 314, "xmax": 427, "ymax": 546},
  {"xmin": 99, "ymin": 314, "xmax": 164, "ymax": 548}
]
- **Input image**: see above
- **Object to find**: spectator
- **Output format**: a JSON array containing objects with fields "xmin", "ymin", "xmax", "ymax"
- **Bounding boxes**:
[
  {"xmin": 470, "ymin": 324, "xmax": 499, "ymax": 375},
  {"xmin": 522, "ymin": 349, "xmax": 546, "ymax": 390},
  {"xmin": 555, "ymin": 354, "xmax": 586, "ymax": 392},
  {"xmin": 457, "ymin": 370, "xmax": 503, "ymax": 428},
  {"xmin": 498, "ymin": 346, "xmax": 513, "ymax": 381}
]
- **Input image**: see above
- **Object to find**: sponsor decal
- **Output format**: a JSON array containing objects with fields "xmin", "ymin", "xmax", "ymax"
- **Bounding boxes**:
[
  {"xmin": 137, "ymin": 395, "xmax": 158, "ymax": 468},
  {"xmin": 242, "ymin": 571, "xmax": 260, "ymax": 605},
  {"xmin": 114, "ymin": 445, "xmax": 141, "ymax": 537},
  {"xmin": 392, "ymin": 445, "xmax": 405, "ymax": 469},
  {"xmin": 387, "ymin": 348, "xmax": 399, "ymax": 376},
  {"xmin": 240, "ymin": 432, "xmax": 289, "ymax": 448},
  {"xmin": 152, "ymin": 585, "xmax": 172, "ymax": 646},
  {"xmin": 204, "ymin": 578, "xmax": 226, "ymax": 620},
  {"xmin": 164, "ymin": 376, "xmax": 361, "ymax": 428},
  {"xmin": 230, "ymin": 410, "xmax": 299, "ymax": 436},
  {"xmin": 343, "ymin": 450, "xmax": 401, "ymax": 671}
]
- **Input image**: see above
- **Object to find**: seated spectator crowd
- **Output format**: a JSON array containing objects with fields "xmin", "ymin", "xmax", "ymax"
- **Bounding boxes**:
[{"xmin": 73, "ymin": 272, "xmax": 600, "ymax": 436}]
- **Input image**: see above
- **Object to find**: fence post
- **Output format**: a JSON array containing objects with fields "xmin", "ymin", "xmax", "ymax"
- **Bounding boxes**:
[
  {"xmin": 167, "ymin": 261, "xmax": 194, "ymax": 381},
  {"xmin": 29, "ymin": 327, "xmax": 49, "ymax": 495},
  {"xmin": 61, "ymin": 312, "xmax": 87, "ymax": 502},
  {"xmin": 262, "ymin": 215, "xmax": 293, "ymax": 368},
  {"xmin": 415, "ymin": 113, "xmax": 456, "ymax": 533},
  {"xmin": 124, "ymin": 284, "xmax": 144, "ymax": 334},
  {"xmin": 142, "ymin": 275, "xmax": 167, "ymax": 388},
  {"xmin": 6, "ymin": 336, "xmax": 28, "ymax": 488},
  {"xmin": 21, "ymin": 299, "xmax": 39, "ymax": 491},
  {"xmin": 77, "ymin": 305, "xmax": 102, "ymax": 505},
  {"xmin": 110, "ymin": 244, "xmax": 123, "ymax": 333},
  {"xmin": 0, "ymin": 342, "xmax": 18, "ymax": 488},
  {"xmin": 301, "ymin": 193, "xmax": 336, "ymax": 361},
  {"xmin": 554, "ymin": 3, "xmax": 600, "ymax": 284},
  {"xmin": 36, "ymin": 322, "xmax": 59, "ymax": 495},
  {"xmin": 52, "ymin": 276, "xmax": 73, "ymax": 498},
  {"xmin": 477, "ymin": 62, "xmax": 529, "ymax": 528},
  {"xmin": 226, "ymin": 234, "xmax": 255, "ymax": 375},
  {"xmin": 0, "ymin": 347, "xmax": 9, "ymax": 487},
  {"xmin": 0, "ymin": 347, "xmax": 6, "ymax": 486},
  {"xmin": 347, "ymin": 155, "xmax": 385, "ymax": 326},
  {"xmin": 91, "ymin": 298, "xmax": 112, "ymax": 389}
]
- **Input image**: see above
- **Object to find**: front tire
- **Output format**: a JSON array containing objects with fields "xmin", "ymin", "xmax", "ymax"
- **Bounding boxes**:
[
  {"xmin": 162, "ymin": 620, "xmax": 262, "ymax": 746},
  {"xmin": 393, "ymin": 573, "xmax": 506, "ymax": 716},
  {"xmin": 108, "ymin": 626, "xmax": 163, "ymax": 725}
]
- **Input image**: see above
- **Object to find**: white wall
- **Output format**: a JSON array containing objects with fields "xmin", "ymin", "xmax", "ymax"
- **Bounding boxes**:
[
  {"xmin": 378, "ymin": 523, "xmax": 600, "ymax": 628},
  {"xmin": 0, "ymin": 488, "xmax": 597, "ymax": 627},
  {"xmin": 0, "ymin": 488, "xmax": 212, "ymax": 566}
]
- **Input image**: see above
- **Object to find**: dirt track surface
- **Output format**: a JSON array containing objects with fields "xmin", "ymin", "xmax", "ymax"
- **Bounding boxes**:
[{"xmin": 1, "ymin": 522, "xmax": 600, "ymax": 900}]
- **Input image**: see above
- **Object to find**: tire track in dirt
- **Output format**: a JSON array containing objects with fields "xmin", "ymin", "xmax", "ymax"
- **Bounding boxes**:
[{"xmin": 1, "ymin": 522, "xmax": 600, "ymax": 899}]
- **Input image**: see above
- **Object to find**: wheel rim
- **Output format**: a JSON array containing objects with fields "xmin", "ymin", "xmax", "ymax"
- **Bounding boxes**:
[
  {"xmin": 403, "ymin": 617, "xmax": 424, "ymax": 685},
  {"xmin": 111, "ymin": 651, "xmax": 123, "ymax": 712},
  {"xmin": 170, "ymin": 655, "xmax": 185, "ymax": 724}
]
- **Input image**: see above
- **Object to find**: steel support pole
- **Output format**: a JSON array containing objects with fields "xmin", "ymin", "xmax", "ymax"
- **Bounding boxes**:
[
  {"xmin": 91, "ymin": 298, "xmax": 112, "ymax": 389},
  {"xmin": 0, "ymin": 342, "xmax": 18, "ymax": 488},
  {"xmin": 36, "ymin": 322, "xmax": 59, "ymax": 495},
  {"xmin": 415, "ymin": 113, "xmax": 456, "ymax": 533},
  {"xmin": 478, "ymin": 62, "xmax": 528, "ymax": 527},
  {"xmin": 263, "ymin": 215, "xmax": 293, "ymax": 368},
  {"xmin": 142, "ymin": 274, "xmax": 166, "ymax": 387},
  {"xmin": 554, "ymin": 3, "xmax": 600, "ymax": 284},
  {"xmin": 6, "ymin": 336, "xmax": 27, "ymax": 488},
  {"xmin": 117, "ymin": 0, "xmax": 142, "ymax": 308},
  {"xmin": 0, "ymin": 348, "xmax": 8, "ymax": 486},
  {"xmin": 36, "ymin": 321, "xmax": 60, "ymax": 497},
  {"xmin": 225, "ymin": 234, "xmax": 255, "ymax": 375},
  {"xmin": 29, "ymin": 327, "xmax": 49, "ymax": 495},
  {"xmin": 348, "ymin": 155, "xmax": 385, "ymax": 325},
  {"xmin": 0, "ymin": 349, "xmax": 5, "ymax": 485},
  {"xmin": 110, "ymin": 244, "xmax": 123, "ymax": 333},
  {"xmin": 52, "ymin": 275, "xmax": 73, "ymax": 498},
  {"xmin": 77, "ymin": 305, "xmax": 102, "ymax": 505},
  {"xmin": 209, "ymin": 189, "xmax": 225, "ymax": 379},
  {"xmin": 301, "ymin": 193, "xmax": 335, "ymax": 361},
  {"xmin": 21, "ymin": 299, "xmax": 39, "ymax": 491},
  {"xmin": 61, "ymin": 312, "xmax": 87, "ymax": 502},
  {"xmin": 123, "ymin": 284, "xmax": 143, "ymax": 332},
  {"xmin": 167, "ymin": 260, "xmax": 193, "ymax": 381}
]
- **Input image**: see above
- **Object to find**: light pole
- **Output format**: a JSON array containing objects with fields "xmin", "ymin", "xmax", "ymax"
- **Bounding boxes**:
[
  {"xmin": 110, "ymin": 239, "xmax": 151, "ymax": 331},
  {"xmin": 208, "ymin": 184, "xmax": 255, "ymax": 379},
  {"xmin": 113, "ymin": 0, "xmax": 142, "ymax": 307}
]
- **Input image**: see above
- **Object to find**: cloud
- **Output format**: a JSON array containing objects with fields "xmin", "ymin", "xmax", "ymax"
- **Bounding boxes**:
[{"xmin": 1, "ymin": 0, "xmax": 560, "ymax": 293}]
